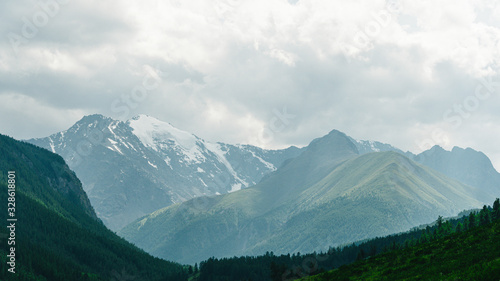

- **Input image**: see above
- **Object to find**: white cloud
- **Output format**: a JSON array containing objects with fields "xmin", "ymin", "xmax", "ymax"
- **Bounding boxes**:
[
  {"xmin": 1, "ymin": 0, "xmax": 500, "ymax": 169},
  {"xmin": 0, "ymin": 92, "xmax": 86, "ymax": 139}
]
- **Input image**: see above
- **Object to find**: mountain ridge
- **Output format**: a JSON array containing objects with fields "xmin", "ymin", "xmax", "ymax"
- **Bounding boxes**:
[
  {"xmin": 27, "ymin": 114, "xmax": 303, "ymax": 230},
  {"xmin": 120, "ymin": 131, "xmax": 485, "ymax": 264},
  {"xmin": 26, "ymin": 113, "xmax": 500, "ymax": 255},
  {"xmin": 410, "ymin": 144, "xmax": 500, "ymax": 202}
]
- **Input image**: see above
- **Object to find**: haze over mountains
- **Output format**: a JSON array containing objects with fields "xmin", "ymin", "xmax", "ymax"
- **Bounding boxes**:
[
  {"xmin": 409, "ymin": 145, "xmax": 500, "ymax": 202},
  {"xmin": 352, "ymin": 138, "xmax": 500, "ymax": 202},
  {"xmin": 120, "ymin": 129, "xmax": 494, "ymax": 264},
  {"xmin": 28, "ymin": 114, "xmax": 302, "ymax": 230},
  {"xmin": 26, "ymin": 114, "xmax": 500, "ymax": 266}
]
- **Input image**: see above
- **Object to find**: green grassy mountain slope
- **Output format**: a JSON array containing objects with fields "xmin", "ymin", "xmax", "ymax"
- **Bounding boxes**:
[
  {"xmin": 0, "ymin": 134, "xmax": 187, "ymax": 280},
  {"xmin": 120, "ymin": 131, "xmax": 484, "ymax": 265},
  {"xmin": 303, "ymin": 212, "xmax": 500, "ymax": 280},
  {"xmin": 247, "ymin": 152, "xmax": 482, "ymax": 256}
]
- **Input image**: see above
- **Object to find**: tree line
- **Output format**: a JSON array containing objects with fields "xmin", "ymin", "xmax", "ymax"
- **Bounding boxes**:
[{"xmin": 192, "ymin": 198, "xmax": 500, "ymax": 281}]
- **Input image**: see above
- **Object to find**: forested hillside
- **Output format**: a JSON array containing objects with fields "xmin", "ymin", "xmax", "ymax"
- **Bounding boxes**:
[
  {"xmin": 0, "ymin": 134, "xmax": 187, "ymax": 280},
  {"xmin": 303, "ymin": 199, "xmax": 500, "ymax": 280},
  {"xmin": 189, "ymin": 199, "xmax": 499, "ymax": 281}
]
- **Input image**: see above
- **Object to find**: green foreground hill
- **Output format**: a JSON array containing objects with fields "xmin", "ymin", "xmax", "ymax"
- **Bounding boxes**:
[
  {"xmin": 0, "ymin": 134, "xmax": 187, "ymax": 280},
  {"xmin": 302, "ymin": 212, "xmax": 500, "ymax": 280}
]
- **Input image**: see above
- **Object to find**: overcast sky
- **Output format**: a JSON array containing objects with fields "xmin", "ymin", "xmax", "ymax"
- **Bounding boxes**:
[{"xmin": 1, "ymin": 0, "xmax": 500, "ymax": 169}]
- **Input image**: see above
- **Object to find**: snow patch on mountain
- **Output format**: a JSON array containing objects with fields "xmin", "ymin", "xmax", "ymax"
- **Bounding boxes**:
[
  {"xmin": 248, "ymin": 150, "xmax": 276, "ymax": 171},
  {"xmin": 49, "ymin": 137, "xmax": 56, "ymax": 153},
  {"xmin": 108, "ymin": 123, "xmax": 120, "ymax": 140},
  {"xmin": 148, "ymin": 161, "xmax": 157, "ymax": 169},
  {"xmin": 129, "ymin": 115, "xmax": 198, "ymax": 151},
  {"xmin": 205, "ymin": 142, "xmax": 249, "ymax": 187},
  {"xmin": 164, "ymin": 157, "xmax": 173, "ymax": 169},
  {"xmin": 230, "ymin": 183, "xmax": 242, "ymax": 193},
  {"xmin": 368, "ymin": 140, "xmax": 380, "ymax": 152},
  {"xmin": 354, "ymin": 139, "xmax": 380, "ymax": 152},
  {"xmin": 350, "ymin": 137, "xmax": 405, "ymax": 155}
]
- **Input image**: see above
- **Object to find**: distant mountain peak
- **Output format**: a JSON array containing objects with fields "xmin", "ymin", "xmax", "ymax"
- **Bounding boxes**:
[
  {"xmin": 347, "ymin": 136, "xmax": 406, "ymax": 156},
  {"xmin": 327, "ymin": 129, "xmax": 348, "ymax": 136},
  {"xmin": 130, "ymin": 114, "xmax": 159, "ymax": 121},
  {"xmin": 423, "ymin": 145, "xmax": 485, "ymax": 157},
  {"xmin": 127, "ymin": 114, "xmax": 199, "ymax": 151},
  {"xmin": 427, "ymin": 145, "xmax": 478, "ymax": 154},
  {"xmin": 451, "ymin": 146, "xmax": 478, "ymax": 153},
  {"xmin": 429, "ymin": 145, "xmax": 445, "ymax": 151},
  {"xmin": 309, "ymin": 129, "xmax": 353, "ymax": 146},
  {"xmin": 303, "ymin": 129, "xmax": 359, "ymax": 162},
  {"xmin": 77, "ymin": 114, "xmax": 112, "ymax": 123},
  {"xmin": 414, "ymin": 144, "xmax": 500, "ymax": 201}
]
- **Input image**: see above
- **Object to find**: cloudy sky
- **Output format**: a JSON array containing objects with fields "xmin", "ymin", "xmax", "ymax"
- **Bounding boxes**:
[{"xmin": 1, "ymin": 0, "xmax": 500, "ymax": 168}]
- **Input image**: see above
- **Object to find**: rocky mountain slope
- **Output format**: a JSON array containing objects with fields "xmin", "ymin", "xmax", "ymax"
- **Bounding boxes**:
[{"xmin": 28, "ymin": 114, "xmax": 302, "ymax": 230}]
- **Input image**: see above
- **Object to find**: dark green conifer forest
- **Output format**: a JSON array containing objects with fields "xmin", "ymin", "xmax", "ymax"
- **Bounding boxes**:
[
  {"xmin": 191, "ymin": 199, "xmax": 500, "ymax": 281},
  {"xmin": 303, "ymin": 198, "xmax": 500, "ymax": 280},
  {"xmin": 0, "ymin": 134, "xmax": 187, "ymax": 280}
]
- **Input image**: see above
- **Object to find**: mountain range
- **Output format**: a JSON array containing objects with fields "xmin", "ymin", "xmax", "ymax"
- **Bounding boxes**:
[
  {"xmin": 28, "ymin": 114, "xmax": 302, "ymax": 230},
  {"xmin": 409, "ymin": 145, "xmax": 500, "ymax": 202},
  {"xmin": 119, "ymin": 130, "xmax": 494, "ymax": 264},
  {"xmin": 26, "ymin": 114, "xmax": 500, "ymax": 265}
]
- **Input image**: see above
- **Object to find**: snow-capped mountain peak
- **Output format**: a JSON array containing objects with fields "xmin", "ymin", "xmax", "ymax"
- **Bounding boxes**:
[
  {"xmin": 128, "ymin": 114, "xmax": 199, "ymax": 152},
  {"xmin": 27, "ymin": 114, "xmax": 304, "ymax": 230},
  {"xmin": 348, "ymin": 137, "xmax": 406, "ymax": 155}
]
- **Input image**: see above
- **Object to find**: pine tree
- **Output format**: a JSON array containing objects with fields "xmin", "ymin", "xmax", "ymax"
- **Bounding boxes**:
[
  {"xmin": 270, "ymin": 262, "xmax": 286, "ymax": 281},
  {"xmin": 435, "ymin": 216, "xmax": 444, "ymax": 237},
  {"xmin": 369, "ymin": 245, "xmax": 377, "ymax": 257},
  {"xmin": 493, "ymin": 198, "xmax": 500, "ymax": 221},
  {"xmin": 443, "ymin": 220, "xmax": 452, "ymax": 235},
  {"xmin": 437, "ymin": 215, "xmax": 444, "ymax": 229},
  {"xmin": 356, "ymin": 249, "xmax": 366, "ymax": 261},
  {"xmin": 468, "ymin": 211, "xmax": 476, "ymax": 229},
  {"xmin": 479, "ymin": 205, "xmax": 491, "ymax": 226}
]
